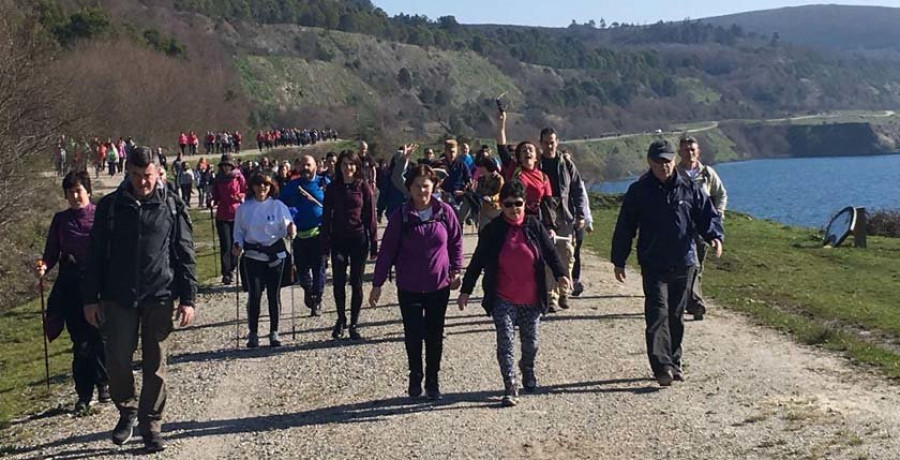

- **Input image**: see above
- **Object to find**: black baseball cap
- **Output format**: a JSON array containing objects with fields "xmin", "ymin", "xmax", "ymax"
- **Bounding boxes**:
[{"xmin": 647, "ymin": 140, "xmax": 675, "ymax": 161}]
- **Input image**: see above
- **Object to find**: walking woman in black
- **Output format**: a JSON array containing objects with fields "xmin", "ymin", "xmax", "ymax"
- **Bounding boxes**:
[
  {"xmin": 233, "ymin": 173, "xmax": 297, "ymax": 347},
  {"xmin": 36, "ymin": 170, "xmax": 109, "ymax": 413},
  {"xmin": 322, "ymin": 150, "xmax": 378, "ymax": 340}
]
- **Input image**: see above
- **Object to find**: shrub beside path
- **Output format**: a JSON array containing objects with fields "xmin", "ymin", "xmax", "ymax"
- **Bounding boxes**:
[{"xmin": 3, "ymin": 228, "xmax": 900, "ymax": 459}]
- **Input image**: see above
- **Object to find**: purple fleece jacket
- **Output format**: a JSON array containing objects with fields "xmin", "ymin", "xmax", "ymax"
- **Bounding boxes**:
[{"xmin": 373, "ymin": 199, "xmax": 463, "ymax": 293}]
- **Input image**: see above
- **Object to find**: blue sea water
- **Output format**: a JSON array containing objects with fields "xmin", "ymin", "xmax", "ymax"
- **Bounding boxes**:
[{"xmin": 593, "ymin": 155, "xmax": 900, "ymax": 228}]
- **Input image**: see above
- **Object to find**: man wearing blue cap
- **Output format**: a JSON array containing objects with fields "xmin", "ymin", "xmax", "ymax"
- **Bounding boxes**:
[{"xmin": 610, "ymin": 140, "xmax": 724, "ymax": 387}]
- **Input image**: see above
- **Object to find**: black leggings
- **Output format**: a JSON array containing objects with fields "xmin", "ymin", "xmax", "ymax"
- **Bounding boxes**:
[
  {"xmin": 331, "ymin": 236, "xmax": 368, "ymax": 327},
  {"xmin": 573, "ymin": 227, "xmax": 584, "ymax": 281},
  {"xmin": 398, "ymin": 288, "xmax": 450, "ymax": 386},
  {"xmin": 245, "ymin": 257, "xmax": 285, "ymax": 336}
]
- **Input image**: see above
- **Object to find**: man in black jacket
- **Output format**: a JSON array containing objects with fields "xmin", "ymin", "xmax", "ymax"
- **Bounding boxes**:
[
  {"xmin": 611, "ymin": 140, "xmax": 723, "ymax": 387},
  {"xmin": 83, "ymin": 146, "xmax": 197, "ymax": 453}
]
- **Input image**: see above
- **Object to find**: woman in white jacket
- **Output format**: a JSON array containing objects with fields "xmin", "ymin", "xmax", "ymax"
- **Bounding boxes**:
[{"xmin": 233, "ymin": 172, "xmax": 297, "ymax": 347}]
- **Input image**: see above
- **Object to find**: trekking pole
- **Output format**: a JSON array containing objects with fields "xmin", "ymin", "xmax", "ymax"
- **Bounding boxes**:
[
  {"xmin": 290, "ymin": 271, "xmax": 296, "ymax": 341},
  {"xmin": 38, "ymin": 275, "xmax": 51, "ymax": 391},
  {"xmin": 210, "ymin": 207, "xmax": 218, "ymax": 278},
  {"xmin": 287, "ymin": 236, "xmax": 297, "ymax": 340},
  {"xmin": 235, "ymin": 255, "xmax": 241, "ymax": 350}
]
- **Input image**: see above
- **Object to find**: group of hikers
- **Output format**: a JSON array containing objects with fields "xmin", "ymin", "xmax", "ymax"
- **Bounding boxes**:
[
  {"xmin": 255, "ymin": 127, "xmax": 339, "ymax": 151},
  {"xmin": 36, "ymin": 105, "xmax": 727, "ymax": 453}
]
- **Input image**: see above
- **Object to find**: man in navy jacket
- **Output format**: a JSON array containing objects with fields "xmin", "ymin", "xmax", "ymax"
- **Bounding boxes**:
[{"xmin": 611, "ymin": 140, "xmax": 724, "ymax": 387}]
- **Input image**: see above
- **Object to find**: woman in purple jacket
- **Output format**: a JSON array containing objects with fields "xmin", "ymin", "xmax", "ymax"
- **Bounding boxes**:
[
  {"xmin": 322, "ymin": 151, "xmax": 378, "ymax": 340},
  {"xmin": 369, "ymin": 164, "xmax": 464, "ymax": 400},
  {"xmin": 36, "ymin": 170, "xmax": 109, "ymax": 414}
]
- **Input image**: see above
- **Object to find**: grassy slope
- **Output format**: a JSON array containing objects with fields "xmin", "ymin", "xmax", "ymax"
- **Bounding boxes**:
[
  {"xmin": 237, "ymin": 28, "xmax": 522, "ymax": 112},
  {"xmin": 0, "ymin": 209, "xmax": 219, "ymax": 429},
  {"xmin": 585, "ymin": 195, "xmax": 900, "ymax": 378}
]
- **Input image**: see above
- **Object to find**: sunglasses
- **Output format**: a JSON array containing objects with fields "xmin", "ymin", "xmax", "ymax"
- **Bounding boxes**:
[{"xmin": 502, "ymin": 200, "xmax": 525, "ymax": 209}]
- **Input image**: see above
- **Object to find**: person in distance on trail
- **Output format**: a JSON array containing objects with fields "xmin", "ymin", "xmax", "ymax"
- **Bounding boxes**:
[
  {"xmin": 458, "ymin": 181, "xmax": 570, "ymax": 407},
  {"xmin": 438, "ymin": 139, "xmax": 473, "ymax": 217},
  {"xmin": 611, "ymin": 140, "xmax": 723, "ymax": 387},
  {"xmin": 472, "ymin": 156, "xmax": 504, "ymax": 230},
  {"xmin": 357, "ymin": 140, "xmax": 378, "ymax": 188},
  {"xmin": 275, "ymin": 161, "xmax": 291, "ymax": 191},
  {"xmin": 460, "ymin": 142, "xmax": 475, "ymax": 173},
  {"xmin": 82, "ymin": 147, "xmax": 197, "ymax": 453},
  {"xmin": 676, "ymin": 136, "xmax": 728, "ymax": 321},
  {"xmin": 36, "ymin": 170, "xmax": 110, "ymax": 414},
  {"xmin": 538, "ymin": 126, "xmax": 585, "ymax": 312},
  {"xmin": 179, "ymin": 162, "xmax": 195, "ymax": 207},
  {"xmin": 323, "ymin": 152, "xmax": 337, "ymax": 182},
  {"xmin": 177, "ymin": 132, "xmax": 187, "ymax": 156},
  {"xmin": 370, "ymin": 164, "xmax": 464, "ymax": 401},
  {"xmin": 195, "ymin": 158, "xmax": 212, "ymax": 209},
  {"xmin": 209, "ymin": 154, "xmax": 247, "ymax": 285},
  {"xmin": 321, "ymin": 151, "xmax": 378, "ymax": 340},
  {"xmin": 279, "ymin": 155, "xmax": 329, "ymax": 316},
  {"xmin": 419, "ymin": 148, "xmax": 436, "ymax": 167},
  {"xmin": 233, "ymin": 172, "xmax": 296, "ymax": 348}
]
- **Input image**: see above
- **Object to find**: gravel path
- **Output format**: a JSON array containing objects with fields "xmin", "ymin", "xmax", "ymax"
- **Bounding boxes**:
[{"xmin": 3, "ymin": 229, "xmax": 900, "ymax": 459}]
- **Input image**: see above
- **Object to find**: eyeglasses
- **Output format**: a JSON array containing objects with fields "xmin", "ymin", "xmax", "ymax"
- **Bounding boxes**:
[{"xmin": 502, "ymin": 200, "xmax": 525, "ymax": 208}]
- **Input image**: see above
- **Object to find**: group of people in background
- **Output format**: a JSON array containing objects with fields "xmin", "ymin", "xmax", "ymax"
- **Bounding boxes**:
[
  {"xmin": 35, "ymin": 105, "xmax": 728, "ymax": 452},
  {"xmin": 256, "ymin": 128, "xmax": 339, "ymax": 151}
]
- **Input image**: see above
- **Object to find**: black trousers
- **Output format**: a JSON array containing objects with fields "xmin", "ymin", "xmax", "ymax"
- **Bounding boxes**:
[
  {"xmin": 642, "ymin": 266, "xmax": 696, "ymax": 376},
  {"xmin": 573, "ymin": 227, "xmax": 585, "ymax": 281},
  {"xmin": 398, "ymin": 288, "xmax": 450, "ymax": 389},
  {"xmin": 48, "ymin": 263, "xmax": 108, "ymax": 401},
  {"xmin": 331, "ymin": 235, "xmax": 368, "ymax": 327},
  {"xmin": 216, "ymin": 220, "xmax": 238, "ymax": 277},
  {"xmin": 245, "ymin": 257, "xmax": 285, "ymax": 335}
]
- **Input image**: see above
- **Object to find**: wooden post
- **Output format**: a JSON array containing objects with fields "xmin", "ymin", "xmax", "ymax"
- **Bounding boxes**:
[{"xmin": 854, "ymin": 207, "xmax": 868, "ymax": 248}]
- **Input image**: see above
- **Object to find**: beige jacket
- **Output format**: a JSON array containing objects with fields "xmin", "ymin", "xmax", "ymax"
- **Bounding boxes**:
[{"xmin": 678, "ymin": 162, "xmax": 727, "ymax": 217}]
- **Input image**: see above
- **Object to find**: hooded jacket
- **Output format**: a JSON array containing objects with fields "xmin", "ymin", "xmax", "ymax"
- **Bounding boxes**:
[
  {"xmin": 83, "ymin": 181, "xmax": 197, "ymax": 308},
  {"xmin": 211, "ymin": 169, "xmax": 246, "ymax": 222}
]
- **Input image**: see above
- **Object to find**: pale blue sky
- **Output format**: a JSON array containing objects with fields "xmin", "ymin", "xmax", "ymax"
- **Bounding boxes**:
[{"xmin": 375, "ymin": 1, "xmax": 900, "ymax": 27}]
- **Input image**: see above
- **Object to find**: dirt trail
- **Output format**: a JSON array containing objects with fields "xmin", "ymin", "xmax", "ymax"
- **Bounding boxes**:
[{"xmin": 3, "ymin": 229, "xmax": 900, "ymax": 459}]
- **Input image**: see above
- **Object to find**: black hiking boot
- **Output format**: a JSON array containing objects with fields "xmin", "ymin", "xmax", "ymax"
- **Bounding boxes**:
[
  {"xmin": 331, "ymin": 321, "xmax": 345, "ymax": 340},
  {"xmin": 348, "ymin": 325, "xmax": 362, "ymax": 341},
  {"xmin": 111, "ymin": 413, "xmax": 136, "ymax": 446},
  {"xmin": 408, "ymin": 372, "xmax": 424, "ymax": 399},
  {"xmin": 269, "ymin": 332, "xmax": 282, "ymax": 347},
  {"xmin": 246, "ymin": 332, "xmax": 259, "ymax": 348},
  {"xmin": 656, "ymin": 368, "xmax": 674, "ymax": 387},
  {"xmin": 501, "ymin": 380, "xmax": 519, "ymax": 407},
  {"xmin": 142, "ymin": 431, "xmax": 166, "ymax": 453},
  {"xmin": 425, "ymin": 375, "xmax": 442, "ymax": 401},
  {"xmin": 521, "ymin": 369, "xmax": 538, "ymax": 393},
  {"xmin": 97, "ymin": 384, "xmax": 111, "ymax": 403}
]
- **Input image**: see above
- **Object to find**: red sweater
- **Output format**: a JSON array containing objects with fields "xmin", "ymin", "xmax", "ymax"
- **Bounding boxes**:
[
  {"xmin": 496, "ymin": 216, "xmax": 539, "ymax": 306},
  {"xmin": 507, "ymin": 167, "xmax": 551, "ymax": 216}
]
